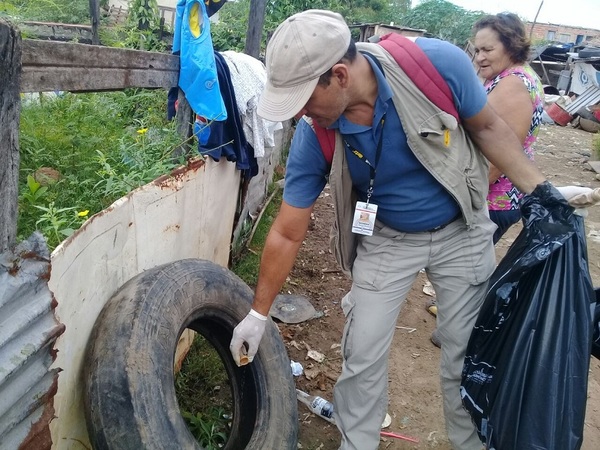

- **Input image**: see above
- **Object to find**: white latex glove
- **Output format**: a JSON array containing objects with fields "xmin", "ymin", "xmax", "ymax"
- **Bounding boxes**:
[
  {"xmin": 556, "ymin": 186, "xmax": 600, "ymax": 217},
  {"xmin": 230, "ymin": 309, "xmax": 267, "ymax": 366}
]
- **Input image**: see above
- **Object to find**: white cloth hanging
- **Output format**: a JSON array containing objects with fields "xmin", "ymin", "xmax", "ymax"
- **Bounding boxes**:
[{"xmin": 220, "ymin": 51, "xmax": 282, "ymax": 157}]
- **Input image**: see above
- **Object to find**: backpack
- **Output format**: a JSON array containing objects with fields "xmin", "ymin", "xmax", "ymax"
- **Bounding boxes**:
[{"xmin": 314, "ymin": 33, "xmax": 459, "ymax": 165}]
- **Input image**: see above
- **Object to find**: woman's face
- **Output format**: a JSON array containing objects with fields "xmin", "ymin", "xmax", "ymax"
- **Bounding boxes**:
[{"xmin": 473, "ymin": 27, "xmax": 515, "ymax": 81}]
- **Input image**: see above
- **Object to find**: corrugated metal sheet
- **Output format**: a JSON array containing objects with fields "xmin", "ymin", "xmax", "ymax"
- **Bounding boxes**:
[
  {"xmin": 564, "ymin": 84, "xmax": 600, "ymax": 114},
  {"xmin": 0, "ymin": 233, "xmax": 65, "ymax": 450}
]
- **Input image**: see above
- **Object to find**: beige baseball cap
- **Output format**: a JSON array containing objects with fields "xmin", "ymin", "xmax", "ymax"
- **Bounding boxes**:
[{"xmin": 257, "ymin": 9, "xmax": 351, "ymax": 122}]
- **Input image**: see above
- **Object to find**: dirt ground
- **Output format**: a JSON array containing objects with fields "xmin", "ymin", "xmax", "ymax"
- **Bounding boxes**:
[{"xmin": 272, "ymin": 123, "xmax": 600, "ymax": 450}]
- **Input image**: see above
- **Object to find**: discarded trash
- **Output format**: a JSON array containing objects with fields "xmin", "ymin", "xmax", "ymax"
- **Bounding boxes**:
[
  {"xmin": 381, "ymin": 413, "xmax": 392, "ymax": 428},
  {"xmin": 425, "ymin": 298, "xmax": 437, "ymax": 317},
  {"xmin": 296, "ymin": 389, "xmax": 335, "ymax": 424},
  {"xmin": 422, "ymin": 281, "xmax": 436, "ymax": 297},
  {"xmin": 270, "ymin": 294, "xmax": 317, "ymax": 323},
  {"xmin": 296, "ymin": 389, "xmax": 395, "ymax": 431},
  {"xmin": 395, "ymin": 326, "xmax": 417, "ymax": 333},
  {"xmin": 307, "ymin": 349, "xmax": 325, "ymax": 363},
  {"xmin": 381, "ymin": 430, "xmax": 419, "ymax": 443},
  {"xmin": 290, "ymin": 360, "xmax": 304, "ymax": 376}
]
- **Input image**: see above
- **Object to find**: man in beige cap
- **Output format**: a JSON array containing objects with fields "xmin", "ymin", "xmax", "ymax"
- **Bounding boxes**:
[{"xmin": 229, "ymin": 9, "xmax": 596, "ymax": 450}]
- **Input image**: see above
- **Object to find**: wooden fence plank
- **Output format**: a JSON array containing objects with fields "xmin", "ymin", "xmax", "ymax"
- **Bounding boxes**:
[
  {"xmin": 0, "ymin": 20, "xmax": 21, "ymax": 252},
  {"xmin": 22, "ymin": 40, "xmax": 177, "ymax": 69},
  {"xmin": 21, "ymin": 40, "xmax": 179, "ymax": 92},
  {"xmin": 22, "ymin": 67, "xmax": 178, "ymax": 92}
]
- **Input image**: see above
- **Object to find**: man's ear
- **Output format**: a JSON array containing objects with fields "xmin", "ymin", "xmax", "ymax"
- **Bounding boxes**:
[{"xmin": 331, "ymin": 63, "xmax": 350, "ymax": 87}]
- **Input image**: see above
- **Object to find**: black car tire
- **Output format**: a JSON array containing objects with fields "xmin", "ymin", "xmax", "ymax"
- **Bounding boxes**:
[{"xmin": 83, "ymin": 258, "xmax": 298, "ymax": 450}]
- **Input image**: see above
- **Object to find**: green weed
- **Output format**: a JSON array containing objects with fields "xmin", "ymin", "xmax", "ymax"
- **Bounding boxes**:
[
  {"xmin": 18, "ymin": 90, "xmax": 183, "ymax": 249},
  {"xmin": 175, "ymin": 334, "xmax": 232, "ymax": 448},
  {"xmin": 33, "ymin": 202, "xmax": 82, "ymax": 243},
  {"xmin": 182, "ymin": 409, "xmax": 229, "ymax": 450},
  {"xmin": 22, "ymin": 175, "xmax": 48, "ymax": 206}
]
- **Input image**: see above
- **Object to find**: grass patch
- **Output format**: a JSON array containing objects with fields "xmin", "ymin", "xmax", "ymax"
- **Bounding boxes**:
[
  {"xmin": 176, "ymin": 334, "xmax": 233, "ymax": 449},
  {"xmin": 18, "ymin": 89, "xmax": 184, "ymax": 249}
]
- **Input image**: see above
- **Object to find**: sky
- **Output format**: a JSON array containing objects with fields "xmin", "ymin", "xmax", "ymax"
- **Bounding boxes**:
[{"xmin": 415, "ymin": 0, "xmax": 600, "ymax": 31}]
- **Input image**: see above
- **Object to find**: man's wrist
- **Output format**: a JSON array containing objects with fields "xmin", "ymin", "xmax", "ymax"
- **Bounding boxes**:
[{"xmin": 249, "ymin": 308, "xmax": 268, "ymax": 321}]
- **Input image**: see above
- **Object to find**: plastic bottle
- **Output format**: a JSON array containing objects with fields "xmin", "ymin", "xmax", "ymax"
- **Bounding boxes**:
[
  {"xmin": 296, "ymin": 389, "xmax": 392, "ymax": 429},
  {"xmin": 296, "ymin": 389, "xmax": 335, "ymax": 424}
]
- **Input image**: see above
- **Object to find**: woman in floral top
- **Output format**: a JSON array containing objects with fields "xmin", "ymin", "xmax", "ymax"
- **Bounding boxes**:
[{"xmin": 473, "ymin": 13, "xmax": 544, "ymax": 243}]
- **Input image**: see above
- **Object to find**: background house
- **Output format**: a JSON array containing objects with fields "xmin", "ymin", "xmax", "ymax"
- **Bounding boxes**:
[
  {"xmin": 526, "ymin": 21, "xmax": 600, "ymax": 45},
  {"xmin": 107, "ymin": 0, "xmax": 221, "ymax": 29}
]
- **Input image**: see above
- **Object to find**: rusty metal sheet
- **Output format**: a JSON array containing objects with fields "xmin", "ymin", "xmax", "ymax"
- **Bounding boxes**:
[{"xmin": 0, "ymin": 233, "xmax": 65, "ymax": 450}]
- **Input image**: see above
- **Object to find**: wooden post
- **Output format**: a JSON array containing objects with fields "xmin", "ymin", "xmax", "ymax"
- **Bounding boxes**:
[
  {"xmin": 245, "ymin": 0, "xmax": 267, "ymax": 58},
  {"xmin": 89, "ymin": 0, "xmax": 100, "ymax": 45},
  {"xmin": 0, "ymin": 20, "xmax": 21, "ymax": 252},
  {"xmin": 536, "ymin": 56, "xmax": 552, "ymax": 85},
  {"xmin": 173, "ymin": 89, "xmax": 194, "ymax": 159},
  {"xmin": 529, "ymin": 0, "xmax": 545, "ymax": 40}
]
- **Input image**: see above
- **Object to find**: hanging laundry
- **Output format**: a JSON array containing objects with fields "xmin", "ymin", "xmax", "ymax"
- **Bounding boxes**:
[
  {"xmin": 204, "ymin": 0, "xmax": 226, "ymax": 17},
  {"xmin": 197, "ymin": 51, "xmax": 258, "ymax": 181},
  {"xmin": 173, "ymin": 0, "xmax": 227, "ymax": 121},
  {"xmin": 220, "ymin": 51, "xmax": 283, "ymax": 158}
]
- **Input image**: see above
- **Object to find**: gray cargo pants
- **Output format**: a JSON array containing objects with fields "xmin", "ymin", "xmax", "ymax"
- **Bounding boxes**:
[{"xmin": 333, "ymin": 214, "xmax": 495, "ymax": 450}]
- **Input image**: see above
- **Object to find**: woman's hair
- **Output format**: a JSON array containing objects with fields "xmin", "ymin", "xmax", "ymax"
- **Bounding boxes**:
[{"xmin": 473, "ymin": 12, "xmax": 531, "ymax": 64}]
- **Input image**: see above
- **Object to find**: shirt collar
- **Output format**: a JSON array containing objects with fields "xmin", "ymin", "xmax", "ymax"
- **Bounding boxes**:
[{"xmin": 333, "ymin": 52, "xmax": 393, "ymax": 133}]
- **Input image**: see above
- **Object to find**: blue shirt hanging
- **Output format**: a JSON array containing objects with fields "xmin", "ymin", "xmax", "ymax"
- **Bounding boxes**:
[{"xmin": 173, "ymin": 0, "xmax": 227, "ymax": 121}]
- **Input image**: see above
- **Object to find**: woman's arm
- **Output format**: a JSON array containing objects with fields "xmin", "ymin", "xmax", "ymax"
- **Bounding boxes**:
[{"xmin": 485, "ymin": 74, "xmax": 535, "ymax": 184}]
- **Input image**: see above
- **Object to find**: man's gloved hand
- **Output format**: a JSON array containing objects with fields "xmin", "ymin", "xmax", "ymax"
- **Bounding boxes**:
[
  {"xmin": 556, "ymin": 186, "xmax": 600, "ymax": 207},
  {"xmin": 229, "ymin": 309, "xmax": 268, "ymax": 366},
  {"xmin": 556, "ymin": 186, "xmax": 600, "ymax": 217}
]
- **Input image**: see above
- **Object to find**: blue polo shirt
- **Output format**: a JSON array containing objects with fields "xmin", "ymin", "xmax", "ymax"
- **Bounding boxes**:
[{"xmin": 283, "ymin": 37, "xmax": 487, "ymax": 232}]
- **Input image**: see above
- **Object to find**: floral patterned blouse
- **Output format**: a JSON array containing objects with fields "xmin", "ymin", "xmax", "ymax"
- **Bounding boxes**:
[{"xmin": 485, "ymin": 65, "xmax": 544, "ymax": 210}]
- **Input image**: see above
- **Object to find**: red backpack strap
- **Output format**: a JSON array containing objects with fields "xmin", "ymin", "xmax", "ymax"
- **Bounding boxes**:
[
  {"xmin": 378, "ymin": 33, "xmax": 459, "ymax": 122},
  {"xmin": 313, "ymin": 122, "xmax": 336, "ymax": 166}
]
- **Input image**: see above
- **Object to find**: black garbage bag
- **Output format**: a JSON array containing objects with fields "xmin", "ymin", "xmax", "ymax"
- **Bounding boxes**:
[
  {"xmin": 593, "ymin": 288, "xmax": 600, "ymax": 359},
  {"xmin": 461, "ymin": 182, "xmax": 595, "ymax": 450}
]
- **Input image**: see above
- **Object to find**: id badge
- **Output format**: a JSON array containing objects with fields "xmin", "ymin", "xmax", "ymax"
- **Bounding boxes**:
[{"xmin": 352, "ymin": 201, "xmax": 378, "ymax": 236}]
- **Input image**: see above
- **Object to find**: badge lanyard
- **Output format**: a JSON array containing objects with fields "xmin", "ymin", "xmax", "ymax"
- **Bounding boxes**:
[{"xmin": 344, "ymin": 114, "xmax": 386, "ymax": 206}]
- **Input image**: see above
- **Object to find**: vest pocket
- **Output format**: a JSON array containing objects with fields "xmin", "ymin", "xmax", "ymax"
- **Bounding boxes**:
[
  {"xmin": 465, "ymin": 171, "xmax": 485, "ymax": 210},
  {"xmin": 417, "ymin": 112, "xmax": 458, "ymax": 151}
]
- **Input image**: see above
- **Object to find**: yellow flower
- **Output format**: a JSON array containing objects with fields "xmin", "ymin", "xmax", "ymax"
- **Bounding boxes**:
[
  {"xmin": 137, "ymin": 128, "xmax": 149, "ymax": 134},
  {"xmin": 78, "ymin": 210, "xmax": 89, "ymax": 217}
]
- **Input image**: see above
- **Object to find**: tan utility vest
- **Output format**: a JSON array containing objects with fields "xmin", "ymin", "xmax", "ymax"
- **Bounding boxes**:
[{"xmin": 309, "ymin": 42, "xmax": 489, "ymax": 277}]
